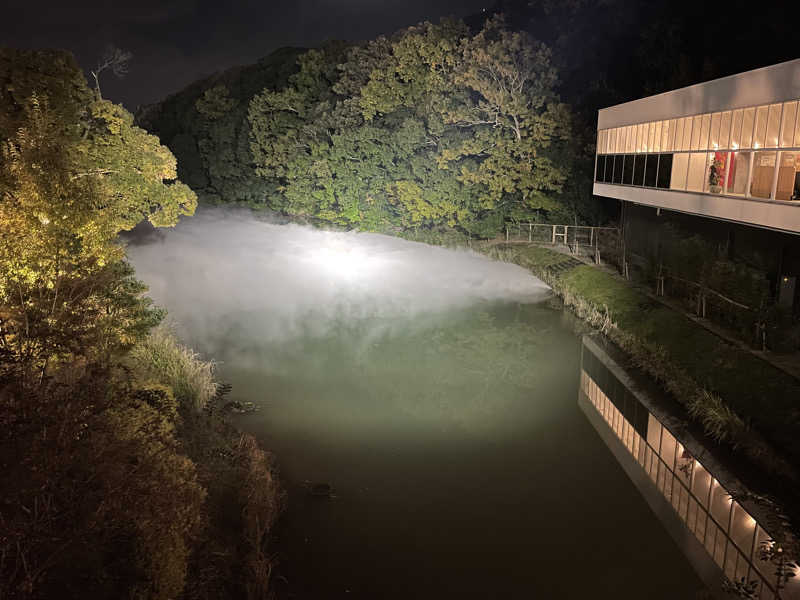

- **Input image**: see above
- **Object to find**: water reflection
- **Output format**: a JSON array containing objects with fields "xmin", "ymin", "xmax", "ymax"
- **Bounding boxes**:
[{"xmin": 580, "ymin": 336, "xmax": 800, "ymax": 600}]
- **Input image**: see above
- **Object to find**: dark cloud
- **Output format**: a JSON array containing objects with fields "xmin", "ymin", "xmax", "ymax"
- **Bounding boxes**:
[{"xmin": 2, "ymin": 0, "xmax": 490, "ymax": 109}]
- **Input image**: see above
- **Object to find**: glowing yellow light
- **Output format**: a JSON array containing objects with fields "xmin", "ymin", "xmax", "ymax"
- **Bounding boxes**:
[{"xmin": 732, "ymin": 143, "xmax": 739, "ymax": 149}]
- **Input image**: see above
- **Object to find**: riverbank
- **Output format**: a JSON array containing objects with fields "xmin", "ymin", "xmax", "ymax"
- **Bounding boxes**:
[{"xmin": 479, "ymin": 244, "xmax": 800, "ymax": 520}]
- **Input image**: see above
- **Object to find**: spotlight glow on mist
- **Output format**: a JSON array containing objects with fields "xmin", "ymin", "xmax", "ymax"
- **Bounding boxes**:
[{"xmin": 125, "ymin": 208, "xmax": 550, "ymax": 350}]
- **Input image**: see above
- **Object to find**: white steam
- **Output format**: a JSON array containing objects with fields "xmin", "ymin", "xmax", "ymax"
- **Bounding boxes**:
[{"xmin": 124, "ymin": 208, "xmax": 550, "ymax": 352}]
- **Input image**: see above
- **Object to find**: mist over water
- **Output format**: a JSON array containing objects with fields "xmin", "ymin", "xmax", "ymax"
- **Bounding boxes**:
[
  {"xmin": 125, "ymin": 207, "xmax": 702, "ymax": 599},
  {"xmin": 125, "ymin": 207, "xmax": 550, "ymax": 359}
]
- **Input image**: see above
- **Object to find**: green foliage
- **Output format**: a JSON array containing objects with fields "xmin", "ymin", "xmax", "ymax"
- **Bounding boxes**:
[
  {"xmin": 194, "ymin": 18, "xmax": 570, "ymax": 235},
  {"xmin": 128, "ymin": 325, "xmax": 217, "ymax": 413},
  {"xmin": 0, "ymin": 49, "xmax": 195, "ymax": 371},
  {"xmin": 137, "ymin": 47, "xmax": 303, "ymax": 205}
]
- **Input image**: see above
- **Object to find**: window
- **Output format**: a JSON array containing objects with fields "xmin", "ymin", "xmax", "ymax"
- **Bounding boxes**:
[
  {"xmin": 674, "ymin": 117, "xmax": 686, "ymax": 151},
  {"xmin": 707, "ymin": 151, "xmax": 728, "ymax": 193},
  {"xmin": 766, "ymin": 103, "xmax": 782, "ymax": 148},
  {"xmin": 633, "ymin": 154, "xmax": 646, "ymax": 185},
  {"xmin": 609, "ymin": 128, "xmax": 617, "ymax": 153},
  {"xmin": 742, "ymin": 107, "xmax": 755, "ymax": 148},
  {"xmin": 636, "ymin": 123, "xmax": 644, "ymax": 152},
  {"xmin": 709, "ymin": 112, "xmax": 722, "ymax": 149},
  {"xmin": 719, "ymin": 111, "xmax": 732, "ymax": 149},
  {"xmin": 644, "ymin": 155, "xmax": 658, "ymax": 187},
  {"xmin": 613, "ymin": 155, "xmax": 624, "ymax": 184},
  {"xmin": 661, "ymin": 120, "xmax": 670, "ymax": 151},
  {"xmin": 750, "ymin": 151, "xmax": 777, "ymax": 198},
  {"xmin": 754, "ymin": 105, "xmax": 769, "ymax": 148},
  {"xmin": 648, "ymin": 122, "xmax": 656, "ymax": 151},
  {"xmin": 781, "ymin": 102, "xmax": 798, "ymax": 147},
  {"xmin": 595, "ymin": 155, "xmax": 606, "ymax": 182},
  {"xmin": 652, "ymin": 121, "xmax": 662, "ymax": 152},
  {"xmin": 699, "ymin": 113, "xmax": 711, "ymax": 150},
  {"xmin": 728, "ymin": 151, "xmax": 751, "ymax": 195},
  {"xmin": 670, "ymin": 153, "xmax": 689, "ymax": 190},
  {"xmin": 775, "ymin": 151, "xmax": 800, "ymax": 201},
  {"xmin": 730, "ymin": 109, "xmax": 743, "ymax": 149},
  {"xmin": 691, "ymin": 115, "xmax": 703, "ymax": 150},
  {"xmin": 623, "ymin": 154, "xmax": 634, "ymax": 184},
  {"xmin": 687, "ymin": 153, "xmax": 707, "ymax": 191},
  {"xmin": 657, "ymin": 154, "xmax": 673, "ymax": 188}
]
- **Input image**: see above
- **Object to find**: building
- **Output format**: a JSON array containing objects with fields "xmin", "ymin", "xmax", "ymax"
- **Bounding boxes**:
[{"xmin": 594, "ymin": 59, "xmax": 800, "ymax": 313}]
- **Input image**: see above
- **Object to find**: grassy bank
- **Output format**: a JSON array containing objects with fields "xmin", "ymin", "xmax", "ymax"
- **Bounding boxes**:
[
  {"xmin": 481, "ymin": 244, "xmax": 800, "ymax": 487},
  {"xmin": 129, "ymin": 326, "xmax": 284, "ymax": 599}
]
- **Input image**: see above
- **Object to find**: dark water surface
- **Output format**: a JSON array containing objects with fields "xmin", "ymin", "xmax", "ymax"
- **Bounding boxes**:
[{"xmin": 126, "ymin": 212, "xmax": 703, "ymax": 599}]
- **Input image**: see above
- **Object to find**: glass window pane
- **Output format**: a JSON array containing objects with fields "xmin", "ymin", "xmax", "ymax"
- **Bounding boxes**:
[
  {"xmin": 699, "ymin": 113, "xmax": 711, "ymax": 150},
  {"xmin": 781, "ymin": 102, "xmax": 798, "ymax": 147},
  {"xmin": 644, "ymin": 155, "xmax": 658, "ymax": 187},
  {"xmin": 661, "ymin": 119, "xmax": 670, "ymax": 151},
  {"xmin": 708, "ymin": 151, "xmax": 727, "ymax": 193},
  {"xmin": 674, "ymin": 118, "xmax": 685, "ymax": 151},
  {"xmin": 775, "ymin": 151, "xmax": 800, "ymax": 201},
  {"xmin": 691, "ymin": 464, "xmax": 713, "ymax": 509},
  {"xmin": 731, "ymin": 109, "xmax": 743, "ymax": 148},
  {"xmin": 623, "ymin": 154, "xmax": 634, "ymax": 184},
  {"xmin": 670, "ymin": 153, "xmax": 689, "ymax": 190},
  {"xmin": 767, "ymin": 103, "xmax": 782, "ymax": 148},
  {"xmin": 690, "ymin": 115, "xmax": 703, "ymax": 150},
  {"xmin": 660, "ymin": 427, "xmax": 678, "ymax": 471},
  {"xmin": 729, "ymin": 151, "xmax": 751, "ymax": 195},
  {"xmin": 667, "ymin": 119, "xmax": 678, "ymax": 152},
  {"xmin": 754, "ymin": 105, "xmax": 769, "ymax": 148},
  {"xmin": 795, "ymin": 107, "xmax": 800, "ymax": 146},
  {"xmin": 730, "ymin": 502, "xmax": 757, "ymax": 556},
  {"xmin": 612, "ymin": 155, "xmax": 624, "ymax": 184},
  {"xmin": 633, "ymin": 155, "xmax": 645, "ymax": 185},
  {"xmin": 719, "ymin": 111, "xmax": 732, "ymax": 149},
  {"xmin": 647, "ymin": 415, "xmax": 662, "ymax": 451},
  {"xmin": 657, "ymin": 154, "xmax": 672, "ymax": 188},
  {"xmin": 710, "ymin": 112, "xmax": 722, "ymax": 149},
  {"xmin": 652, "ymin": 121, "xmax": 662, "ymax": 152},
  {"xmin": 639, "ymin": 123, "xmax": 648, "ymax": 152},
  {"xmin": 636, "ymin": 123, "xmax": 643, "ymax": 152},
  {"xmin": 742, "ymin": 107, "xmax": 755, "ymax": 148},
  {"xmin": 595, "ymin": 155, "xmax": 605, "ymax": 181},
  {"xmin": 648, "ymin": 122, "xmax": 656, "ymax": 152},
  {"xmin": 709, "ymin": 479, "xmax": 732, "ymax": 528},
  {"xmin": 687, "ymin": 152, "xmax": 707, "ymax": 191},
  {"xmin": 750, "ymin": 151, "xmax": 777, "ymax": 198},
  {"xmin": 597, "ymin": 130, "xmax": 604, "ymax": 154}
]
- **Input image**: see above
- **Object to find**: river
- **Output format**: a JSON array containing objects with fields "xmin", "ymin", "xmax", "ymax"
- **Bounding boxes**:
[{"xmin": 126, "ymin": 208, "xmax": 703, "ymax": 599}]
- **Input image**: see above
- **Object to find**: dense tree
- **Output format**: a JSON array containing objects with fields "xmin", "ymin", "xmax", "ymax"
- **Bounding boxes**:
[
  {"xmin": 247, "ymin": 18, "xmax": 571, "ymax": 235},
  {"xmin": 0, "ymin": 49, "xmax": 195, "ymax": 372}
]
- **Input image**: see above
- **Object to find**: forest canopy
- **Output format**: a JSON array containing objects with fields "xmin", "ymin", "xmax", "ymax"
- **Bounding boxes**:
[{"xmin": 141, "ymin": 18, "xmax": 586, "ymax": 236}]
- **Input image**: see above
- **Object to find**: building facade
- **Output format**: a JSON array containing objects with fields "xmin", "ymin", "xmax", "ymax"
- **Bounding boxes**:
[{"xmin": 594, "ymin": 59, "xmax": 800, "ymax": 312}]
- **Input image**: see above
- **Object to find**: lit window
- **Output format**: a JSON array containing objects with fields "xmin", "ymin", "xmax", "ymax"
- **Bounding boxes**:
[
  {"xmin": 687, "ymin": 153, "xmax": 707, "ymax": 191},
  {"xmin": 690, "ymin": 115, "xmax": 703, "ymax": 150},
  {"xmin": 728, "ymin": 151, "xmax": 751, "ymax": 196},
  {"xmin": 719, "ymin": 111, "xmax": 731, "ymax": 149},
  {"xmin": 780, "ymin": 101, "xmax": 798, "ymax": 148},
  {"xmin": 699, "ymin": 113, "xmax": 711, "ymax": 150},
  {"xmin": 670, "ymin": 153, "xmax": 689, "ymax": 190},
  {"xmin": 766, "ymin": 103, "xmax": 782, "ymax": 148},
  {"xmin": 742, "ymin": 107, "xmax": 755, "ymax": 148},
  {"xmin": 775, "ymin": 151, "xmax": 800, "ymax": 201},
  {"xmin": 709, "ymin": 112, "xmax": 721, "ymax": 149},
  {"xmin": 661, "ymin": 119, "xmax": 670, "ymax": 151},
  {"xmin": 750, "ymin": 151, "xmax": 777, "ymax": 198},
  {"xmin": 652, "ymin": 121, "xmax": 662, "ymax": 152},
  {"xmin": 730, "ymin": 110, "xmax": 743, "ymax": 149},
  {"xmin": 754, "ymin": 105, "xmax": 769, "ymax": 148}
]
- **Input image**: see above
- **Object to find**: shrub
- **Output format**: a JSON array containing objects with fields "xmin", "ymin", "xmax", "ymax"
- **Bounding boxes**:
[{"xmin": 129, "ymin": 326, "xmax": 217, "ymax": 412}]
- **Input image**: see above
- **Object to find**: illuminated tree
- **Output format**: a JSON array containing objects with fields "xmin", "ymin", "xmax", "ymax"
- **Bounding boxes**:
[{"xmin": 0, "ymin": 49, "xmax": 196, "ymax": 371}]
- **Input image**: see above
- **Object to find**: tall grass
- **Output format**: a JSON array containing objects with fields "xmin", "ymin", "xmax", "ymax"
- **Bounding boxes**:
[{"xmin": 129, "ymin": 325, "xmax": 217, "ymax": 413}]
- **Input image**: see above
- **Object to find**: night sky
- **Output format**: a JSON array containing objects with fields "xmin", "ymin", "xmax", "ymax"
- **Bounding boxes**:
[{"xmin": 2, "ymin": 0, "xmax": 490, "ymax": 110}]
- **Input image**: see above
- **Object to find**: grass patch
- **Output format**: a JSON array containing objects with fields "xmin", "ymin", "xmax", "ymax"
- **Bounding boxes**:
[{"xmin": 485, "ymin": 244, "xmax": 800, "ymax": 477}]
